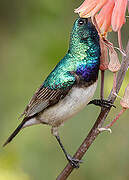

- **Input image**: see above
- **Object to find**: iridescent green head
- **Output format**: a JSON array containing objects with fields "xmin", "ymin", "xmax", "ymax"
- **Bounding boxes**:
[{"xmin": 69, "ymin": 18, "xmax": 100, "ymax": 55}]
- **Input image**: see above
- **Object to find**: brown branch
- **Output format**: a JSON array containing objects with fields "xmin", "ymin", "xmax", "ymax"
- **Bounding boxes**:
[{"xmin": 56, "ymin": 40, "xmax": 129, "ymax": 180}]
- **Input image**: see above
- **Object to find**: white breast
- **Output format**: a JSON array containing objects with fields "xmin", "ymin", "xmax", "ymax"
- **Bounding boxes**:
[{"xmin": 38, "ymin": 81, "xmax": 98, "ymax": 127}]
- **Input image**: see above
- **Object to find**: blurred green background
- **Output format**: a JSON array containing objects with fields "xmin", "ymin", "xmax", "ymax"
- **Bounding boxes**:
[{"xmin": 0, "ymin": 0, "xmax": 129, "ymax": 179}]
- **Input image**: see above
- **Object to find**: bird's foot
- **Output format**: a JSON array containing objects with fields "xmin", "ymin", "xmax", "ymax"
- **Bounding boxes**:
[
  {"xmin": 88, "ymin": 99, "xmax": 116, "ymax": 109},
  {"xmin": 66, "ymin": 154, "xmax": 83, "ymax": 168}
]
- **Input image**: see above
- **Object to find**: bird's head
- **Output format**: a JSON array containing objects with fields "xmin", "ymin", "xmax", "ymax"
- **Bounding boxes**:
[
  {"xmin": 72, "ymin": 17, "xmax": 99, "ymax": 41},
  {"xmin": 69, "ymin": 17, "xmax": 100, "ymax": 53}
]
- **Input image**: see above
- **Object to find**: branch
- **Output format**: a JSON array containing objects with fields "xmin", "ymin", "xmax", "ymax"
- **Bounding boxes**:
[{"xmin": 56, "ymin": 40, "xmax": 129, "ymax": 180}]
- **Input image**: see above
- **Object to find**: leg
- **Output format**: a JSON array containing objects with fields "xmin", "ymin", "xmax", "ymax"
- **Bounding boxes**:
[
  {"xmin": 51, "ymin": 127, "xmax": 82, "ymax": 168},
  {"xmin": 88, "ymin": 99, "xmax": 116, "ymax": 108}
]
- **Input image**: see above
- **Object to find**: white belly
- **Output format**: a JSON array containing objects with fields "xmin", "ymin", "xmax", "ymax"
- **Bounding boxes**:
[{"xmin": 38, "ymin": 81, "xmax": 97, "ymax": 126}]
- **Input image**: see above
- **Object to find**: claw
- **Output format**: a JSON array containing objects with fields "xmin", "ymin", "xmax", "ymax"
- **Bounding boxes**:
[
  {"xmin": 98, "ymin": 127, "xmax": 112, "ymax": 133},
  {"xmin": 101, "ymin": 100, "xmax": 116, "ymax": 108},
  {"xmin": 66, "ymin": 154, "xmax": 83, "ymax": 168},
  {"xmin": 88, "ymin": 99, "xmax": 116, "ymax": 108}
]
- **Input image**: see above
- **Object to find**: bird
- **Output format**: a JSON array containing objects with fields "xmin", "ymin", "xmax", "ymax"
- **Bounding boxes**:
[{"xmin": 3, "ymin": 17, "xmax": 113, "ymax": 168}]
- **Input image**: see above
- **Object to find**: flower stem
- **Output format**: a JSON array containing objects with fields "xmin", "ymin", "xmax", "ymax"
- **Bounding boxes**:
[
  {"xmin": 100, "ymin": 70, "xmax": 105, "ymax": 99},
  {"xmin": 113, "ymin": 72, "xmax": 117, "ymax": 94},
  {"xmin": 118, "ymin": 30, "xmax": 123, "ymax": 50},
  {"xmin": 104, "ymin": 108, "xmax": 126, "ymax": 129}
]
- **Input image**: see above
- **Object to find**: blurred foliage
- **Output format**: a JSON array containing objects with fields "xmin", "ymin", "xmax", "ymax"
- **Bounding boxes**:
[{"xmin": 0, "ymin": 0, "xmax": 129, "ymax": 180}]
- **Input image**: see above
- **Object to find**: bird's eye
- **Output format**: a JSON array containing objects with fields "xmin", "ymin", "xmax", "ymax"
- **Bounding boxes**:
[{"xmin": 78, "ymin": 19, "xmax": 85, "ymax": 26}]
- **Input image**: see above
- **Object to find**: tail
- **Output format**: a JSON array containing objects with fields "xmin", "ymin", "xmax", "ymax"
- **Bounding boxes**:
[{"xmin": 3, "ymin": 118, "xmax": 27, "ymax": 147}]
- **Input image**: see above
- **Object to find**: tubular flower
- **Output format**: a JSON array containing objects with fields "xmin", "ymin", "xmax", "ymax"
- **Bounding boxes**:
[
  {"xmin": 96, "ymin": 0, "xmax": 115, "ymax": 34},
  {"xmin": 75, "ymin": 0, "xmax": 108, "ymax": 18},
  {"xmin": 75, "ymin": 0, "xmax": 128, "ymax": 33},
  {"xmin": 112, "ymin": 0, "xmax": 127, "ymax": 31}
]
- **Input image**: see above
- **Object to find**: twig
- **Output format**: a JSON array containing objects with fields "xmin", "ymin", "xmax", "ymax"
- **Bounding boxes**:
[
  {"xmin": 104, "ymin": 108, "xmax": 126, "ymax": 129},
  {"xmin": 56, "ymin": 41, "xmax": 129, "ymax": 180}
]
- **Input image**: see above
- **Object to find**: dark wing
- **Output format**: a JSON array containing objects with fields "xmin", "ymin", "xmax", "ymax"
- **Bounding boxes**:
[
  {"xmin": 3, "ymin": 86, "xmax": 72, "ymax": 147},
  {"xmin": 22, "ymin": 85, "xmax": 72, "ymax": 118},
  {"xmin": 4, "ymin": 84, "xmax": 74, "ymax": 147},
  {"xmin": 3, "ymin": 85, "xmax": 73, "ymax": 147}
]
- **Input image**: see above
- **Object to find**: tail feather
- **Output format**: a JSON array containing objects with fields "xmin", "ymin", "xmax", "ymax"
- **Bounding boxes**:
[{"xmin": 3, "ymin": 118, "xmax": 27, "ymax": 147}]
